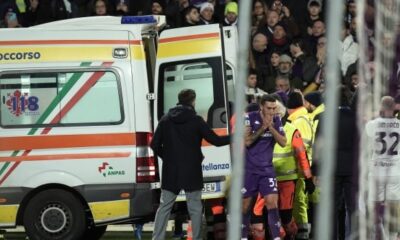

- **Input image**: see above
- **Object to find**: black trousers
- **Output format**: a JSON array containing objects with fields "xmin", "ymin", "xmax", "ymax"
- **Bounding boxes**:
[{"xmin": 333, "ymin": 176, "xmax": 356, "ymax": 240}]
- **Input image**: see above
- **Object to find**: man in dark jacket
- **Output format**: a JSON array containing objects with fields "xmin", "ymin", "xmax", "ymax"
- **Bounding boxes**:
[
  {"xmin": 312, "ymin": 86, "xmax": 357, "ymax": 240},
  {"xmin": 151, "ymin": 89, "xmax": 230, "ymax": 240}
]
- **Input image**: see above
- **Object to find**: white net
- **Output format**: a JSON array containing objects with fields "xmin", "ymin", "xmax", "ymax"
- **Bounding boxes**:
[{"xmin": 357, "ymin": 0, "xmax": 400, "ymax": 239}]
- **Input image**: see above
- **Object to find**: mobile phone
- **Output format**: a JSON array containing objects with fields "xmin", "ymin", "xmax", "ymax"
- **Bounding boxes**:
[{"xmin": 7, "ymin": 12, "xmax": 17, "ymax": 22}]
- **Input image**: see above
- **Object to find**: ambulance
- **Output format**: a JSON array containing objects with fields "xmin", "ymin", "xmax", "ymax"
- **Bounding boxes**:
[{"xmin": 0, "ymin": 16, "xmax": 236, "ymax": 240}]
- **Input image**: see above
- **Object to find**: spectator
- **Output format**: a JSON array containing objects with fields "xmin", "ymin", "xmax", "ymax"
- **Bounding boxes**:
[
  {"xmin": 339, "ymin": 22, "xmax": 359, "ymax": 76},
  {"xmin": 223, "ymin": 1, "xmax": 237, "ymax": 26},
  {"xmin": 290, "ymin": 38, "xmax": 319, "ymax": 86},
  {"xmin": 251, "ymin": 0, "xmax": 268, "ymax": 35},
  {"xmin": 311, "ymin": 19, "xmax": 326, "ymax": 37},
  {"xmin": 303, "ymin": 0, "xmax": 322, "ymax": 36},
  {"xmin": 246, "ymin": 68, "xmax": 268, "ymax": 96},
  {"xmin": 152, "ymin": 0, "xmax": 178, "ymax": 29},
  {"xmin": 345, "ymin": 0, "xmax": 356, "ymax": 25},
  {"xmin": 162, "ymin": 0, "xmax": 180, "ymax": 28},
  {"xmin": 259, "ymin": 9, "xmax": 279, "ymax": 40},
  {"xmin": 349, "ymin": 71, "xmax": 359, "ymax": 93},
  {"xmin": 263, "ymin": 51, "xmax": 282, "ymax": 93},
  {"xmin": 271, "ymin": 0, "xmax": 300, "ymax": 38},
  {"xmin": 270, "ymin": 0, "xmax": 284, "ymax": 19},
  {"xmin": 270, "ymin": 22, "xmax": 290, "ymax": 54},
  {"xmin": 0, "ymin": 1, "xmax": 38, "ymax": 27},
  {"xmin": 151, "ymin": 0, "xmax": 165, "ymax": 15},
  {"xmin": 275, "ymin": 75, "xmax": 291, "ymax": 94},
  {"xmin": 27, "ymin": 0, "xmax": 85, "ymax": 24},
  {"xmin": 344, "ymin": 62, "xmax": 358, "ymax": 93},
  {"xmin": 199, "ymin": 2, "xmax": 214, "ymax": 25},
  {"xmin": 277, "ymin": 54, "xmax": 303, "ymax": 90},
  {"xmin": 1, "ymin": 7, "xmax": 22, "ymax": 28},
  {"xmin": 266, "ymin": 0, "xmax": 310, "ymax": 29},
  {"xmin": 52, "ymin": 0, "xmax": 82, "ymax": 20},
  {"xmin": 129, "ymin": 0, "xmax": 151, "ymax": 15},
  {"xmin": 150, "ymin": 89, "xmax": 230, "ymax": 240},
  {"xmin": 250, "ymin": 32, "xmax": 271, "ymax": 91},
  {"xmin": 207, "ymin": 0, "xmax": 224, "ymax": 23},
  {"xmin": 307, "ymin": 19, "xmax": 326, "ymax": 55},
  {"xmin": 90, "ymin": 0, "xmax": 110, "ymax": 16},
  {"xmin": 114, "ymin": 0, "xmax": 130, "ymax": 16},
  {"xmin": 182, "ymin": 5, "xmax": 200, "ymax": 26}
]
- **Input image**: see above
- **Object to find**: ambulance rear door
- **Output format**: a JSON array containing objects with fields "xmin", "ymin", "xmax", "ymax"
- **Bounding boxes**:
[{"xmin": 154, "ymin": 24, "xmax": 232, "ymax": 200}]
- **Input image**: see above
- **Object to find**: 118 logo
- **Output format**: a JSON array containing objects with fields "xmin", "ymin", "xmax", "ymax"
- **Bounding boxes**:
[{"xmin": 5, "ymin": 90, "xmax": 39, "ymax": 116}]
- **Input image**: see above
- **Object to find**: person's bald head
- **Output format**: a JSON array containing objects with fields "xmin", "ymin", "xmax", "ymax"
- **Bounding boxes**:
[
  {"xmin": 380, "ymin": 96, "xmax": 395, "ymax": 117},
  {"xmin": 252, "ymin": 33, "xmax": 268, "ymax": 52}
]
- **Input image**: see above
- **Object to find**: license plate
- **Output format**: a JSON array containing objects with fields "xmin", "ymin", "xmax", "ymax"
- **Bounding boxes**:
[
  {"xmin": 178, "ymin": 182, "xmax": 221, "ymax": 196},
  {"xmin": 202, "ymin": 182, "xmax": 220, "ymax": 193}
]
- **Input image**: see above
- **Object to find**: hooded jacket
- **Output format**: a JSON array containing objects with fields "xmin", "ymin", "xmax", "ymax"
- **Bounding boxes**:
[{"xmin": 151, "ymin": 104, "xmax": 230, "ymax": 194}]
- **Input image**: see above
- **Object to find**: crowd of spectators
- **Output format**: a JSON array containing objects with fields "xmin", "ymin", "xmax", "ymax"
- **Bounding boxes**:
[
  {"xmin": 2, "ymin": 0, "xmax": 395, "ymax": 238},
  {"xmin": 0, "ymin": 0, "xmax": 363, "ymax": 97},
  {"xmin": 0, "ymin": 0, "xmax": 386, "ymax": 97}
]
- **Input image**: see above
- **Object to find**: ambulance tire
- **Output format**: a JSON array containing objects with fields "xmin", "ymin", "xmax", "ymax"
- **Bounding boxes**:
[
  {"xmin": 82, "ymin": 225, "xmax": 107, "ymax": 240},
  {"xmin": 23, "ymin": 189, "xmax": 87, "ymax": 240}
]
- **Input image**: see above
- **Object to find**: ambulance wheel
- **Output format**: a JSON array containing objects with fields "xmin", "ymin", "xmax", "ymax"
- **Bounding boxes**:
[
  {"xmin": 82, "ymin": 225, "xmax": 107, "ymax": 240},
  {"xmin": 23, "ymin": 189, "xmax": 87, "ymax": 240}
]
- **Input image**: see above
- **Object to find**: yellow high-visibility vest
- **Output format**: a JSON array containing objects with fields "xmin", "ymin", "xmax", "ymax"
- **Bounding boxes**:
[{"xmin": 273, "ymin": 122, "xmax": 298, "ymax": 181}]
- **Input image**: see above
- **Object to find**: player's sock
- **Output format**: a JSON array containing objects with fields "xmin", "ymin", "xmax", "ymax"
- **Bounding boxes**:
[
  {"xmin": 242, "ymin": 211, "xmax": 251, "ymax": 238},
  {"xmin": 267, "ymin": 208, "xmax": 282, "ymax": 238}
]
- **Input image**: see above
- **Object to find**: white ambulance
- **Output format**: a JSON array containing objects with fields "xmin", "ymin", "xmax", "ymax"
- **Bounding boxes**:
[{"xmin": 0, "ymin": 16, "xmax": 236, "ymax": 240}]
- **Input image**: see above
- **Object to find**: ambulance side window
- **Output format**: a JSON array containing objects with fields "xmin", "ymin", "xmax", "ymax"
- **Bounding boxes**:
[
  {"xmin": 0, "ymin": 73, "xmax": 58, "ymax": 126},
  {"xmin": 0, "ymin": 70, "xmax": 122, "ymax": 127},
  {"xmin": 60, "ymin": 71, "xmax": 122, "ymax": 124}
]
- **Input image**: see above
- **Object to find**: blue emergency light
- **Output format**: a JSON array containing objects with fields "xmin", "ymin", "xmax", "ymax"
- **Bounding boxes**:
[{"xmin": 121, "ymin": 16, "xmax": 157, "ymax": 24}]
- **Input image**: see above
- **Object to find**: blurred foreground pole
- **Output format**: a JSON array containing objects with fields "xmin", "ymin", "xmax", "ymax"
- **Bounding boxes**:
[
  {"xmin": 315, "ymin": 0, "xmax": 343, "ymax": 239},
  {"xmin": 227, "ymin": 0, "xmax": 252, "ymax": 240}
]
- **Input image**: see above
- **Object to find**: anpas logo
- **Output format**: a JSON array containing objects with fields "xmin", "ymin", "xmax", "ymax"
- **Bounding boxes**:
[
  {"xmin": 202, "ymin": 163, "xmax": 230, "ymax": 171},
  {"xmin": 5, "ymin": 90, "xmax": 39, "ymax": 117},
  {"xmin": 98, "ymin": 162, "xmax": 126, "ymax": 177}
]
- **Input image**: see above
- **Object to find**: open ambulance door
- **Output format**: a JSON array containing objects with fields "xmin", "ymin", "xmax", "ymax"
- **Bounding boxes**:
[{"xmin": 154, "ymin": 24, "xmax": 232, "ymax": 201}]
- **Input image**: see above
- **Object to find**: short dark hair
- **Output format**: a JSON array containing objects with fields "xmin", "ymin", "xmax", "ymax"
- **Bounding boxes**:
[
  {"xmin": 260, "ymin": 94, "xmax": 276, "ymax": 105},
  {"xmin": 287, "ymin": 91, "xmax": 304, "ymax": 109},
  {"xmin": 275, "ymin": 75, "xmax": 290, "ymax": 82},
  {"xmin": 183, "ymin": 5, "xmax": 198, "ymax": 16},
  {"xmin": 178, "ymin": 89, "xmax": 196, "ymax": 105},
  {"xmin": 291, "ymin": 38, "xmax": 306, "ymax": 50},
  {"xmin": 312, "ymin": 19, "xmax": 325, "ymax": 26}
]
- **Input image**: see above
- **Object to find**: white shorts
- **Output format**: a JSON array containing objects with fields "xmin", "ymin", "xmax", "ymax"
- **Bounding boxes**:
[{"xmin": 368, "ymin": 176, "xmax": 400, "ymax": 201}]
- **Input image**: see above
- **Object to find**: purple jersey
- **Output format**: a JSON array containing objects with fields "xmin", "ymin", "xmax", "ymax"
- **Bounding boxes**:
[{"xmin": 245, "ymin": 111, "xmax": 284, "ymax": 176}]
